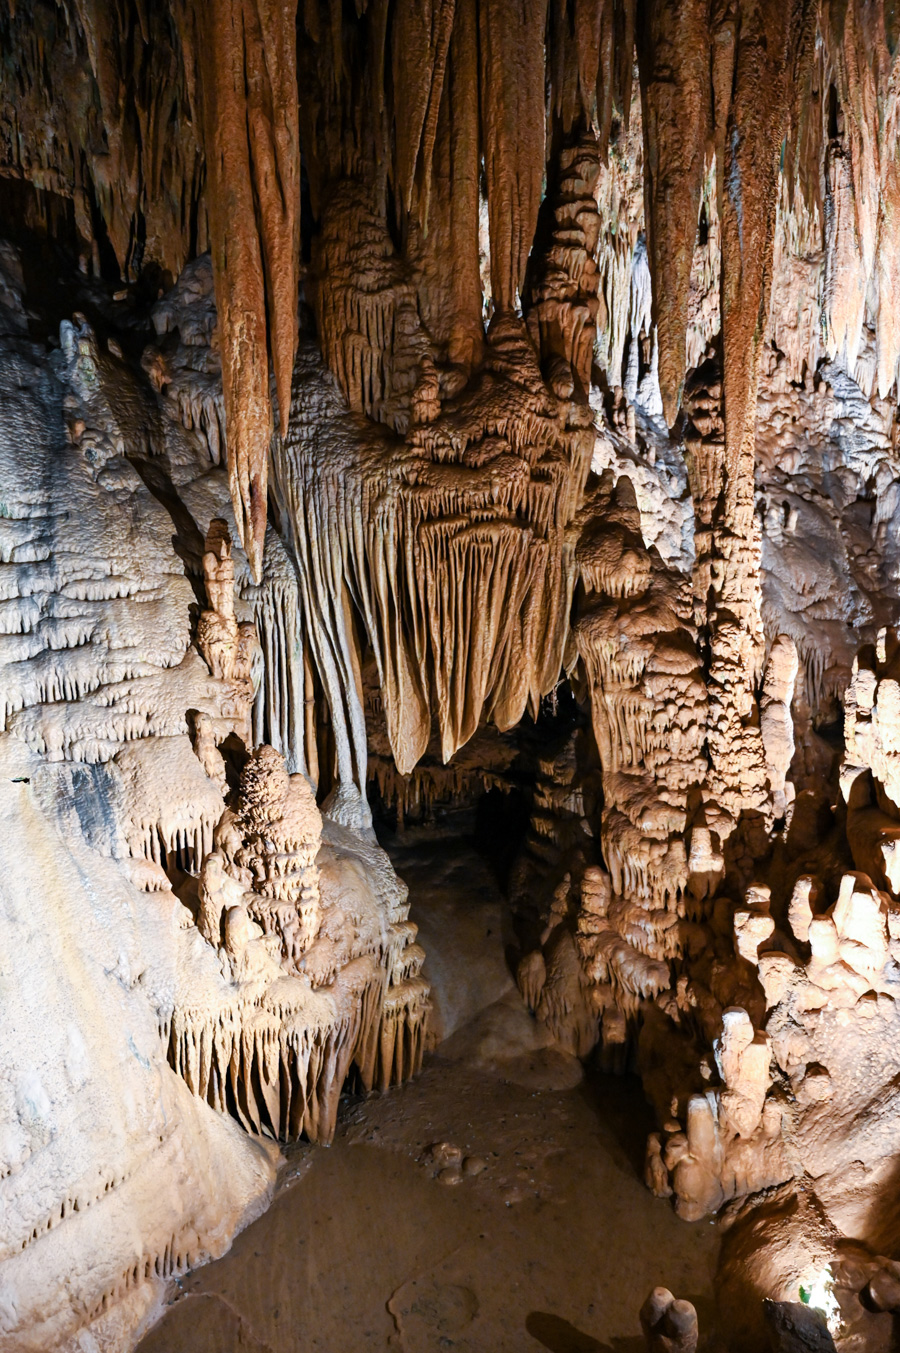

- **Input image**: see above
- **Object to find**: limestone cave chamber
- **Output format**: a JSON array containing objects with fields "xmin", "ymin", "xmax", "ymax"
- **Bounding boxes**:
[{"xmin": 4, "ymin": 2, "xmax": 900, "ymax": 1349}]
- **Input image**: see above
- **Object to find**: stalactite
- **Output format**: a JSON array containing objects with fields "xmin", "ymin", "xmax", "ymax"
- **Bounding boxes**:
[
  {"xmin": 637, "ymin": 0, "xmax": 710, "ymax": 425},
  {"xmin": 407, "ymin": 0, "xmax": 484, "ymax": 373},
  {"xmin": 478, "ymin": 0, "xmax": 549, "ymax": 313},
  {"xmin": 391, "ymin": 0, "xmax": 456, "ymax": 221},
  {"xmin": 173, "ymin": 0, "xmax": 301, "ymax": 581},
  {"xmin": 720, "ymin": 0, "xmax": 815, "ymax": 522},
  {"xmin": 244, "ymin": 560, "xmax": 308, "ymax": 776},
  {"xmin": 591, "ymin": 76, "xmax": 645, "ymax": 392}
]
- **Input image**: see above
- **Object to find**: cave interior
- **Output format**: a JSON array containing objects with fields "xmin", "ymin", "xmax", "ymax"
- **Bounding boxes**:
[{"xmin": 5, "ymin": 2, "xmax": 900, "ymax": 1350}]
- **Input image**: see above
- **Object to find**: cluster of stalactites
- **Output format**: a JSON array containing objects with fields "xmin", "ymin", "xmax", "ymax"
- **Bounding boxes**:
[
  {"xmin": 0, "ymin": 0, "xmax": 299, "ymax": 581},
  {"xmin": 167, "ymin": 951, "xmax": 430, "ymax": 1143},
  {"xmin": 300, "ymin": 0, "xmax": 900, "ymax": 528},
  {"xmin": 299, "ymin": 0, "xmax": 638, "ymax": 320},
  {"xmin": 0, "ymin": 1, "xmax": 204, "ymax": 278},
  {"xmin": 272, "ymin": 331, "xmax": 594, "ymax": 804},
  {"xmin": 784, "ymin": 4, "xmax": 900, "ymax": 398},
  {"xmin": 7, "ymin": 1, "xmax": 900, "ymax": 572}
]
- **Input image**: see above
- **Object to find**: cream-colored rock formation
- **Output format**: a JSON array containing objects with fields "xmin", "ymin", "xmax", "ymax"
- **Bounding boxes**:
[
  {"xmin": 6, "ymin": 1, "xmax": 900, "ymax": 1349},
  {"xmin": 0, "ymin": 246, "xmax": 428, "ymax": 1352}
]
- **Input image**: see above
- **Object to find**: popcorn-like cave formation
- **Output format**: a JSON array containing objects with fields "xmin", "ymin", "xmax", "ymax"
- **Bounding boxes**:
[{"xmin": 7, "ymin": 1, "xmax": 900, "ymax": 1349}]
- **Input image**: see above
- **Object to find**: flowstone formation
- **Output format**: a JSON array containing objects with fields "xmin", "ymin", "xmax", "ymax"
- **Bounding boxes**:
[
  {"xmin": 7, "ymin": 0, "xmax": 900, "ymax": 1349},
  {"xmin": 0, "ymin": 246, "xmax": 427, "ymax": 1353}
]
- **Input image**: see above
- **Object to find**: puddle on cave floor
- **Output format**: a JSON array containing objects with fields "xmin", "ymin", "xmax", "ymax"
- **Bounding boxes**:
[{"xmin": 136, "ymin": 815, "xmax": 720, "ymax": 1353}]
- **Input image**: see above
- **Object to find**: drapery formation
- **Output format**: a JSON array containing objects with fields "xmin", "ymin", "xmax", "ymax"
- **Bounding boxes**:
[
  {"xmin": 5, "ymin": 1, "xmax": 900, "ymax": 584},
  {"xmin": 4, "ymin": 0, "xmax": 900, "ymax": 818}
]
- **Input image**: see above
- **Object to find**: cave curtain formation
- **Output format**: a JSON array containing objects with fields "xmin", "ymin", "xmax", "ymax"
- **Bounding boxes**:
[
  {"xmin": 2, "ymin": 0, "xmax": 885, "ymax": 561},
  {"xmin": 5, "ymin": 0, "xmax": 900, "ymax": 793}
]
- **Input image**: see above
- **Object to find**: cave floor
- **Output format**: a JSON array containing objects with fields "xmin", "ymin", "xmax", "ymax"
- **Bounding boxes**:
[{"xmin": 136, "ymin": 819, "xmax": 721, "ymax": 1353}]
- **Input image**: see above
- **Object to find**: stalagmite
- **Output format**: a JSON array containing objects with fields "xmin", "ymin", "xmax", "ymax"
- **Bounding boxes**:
[
  {"xmin": 761, "ymin": 634, "xmax": 799, "ymax": 822},
  {"xmin": 203, "ymin": 744, "xmax": 324, "ymax": 965},
  {"xmin": 640, "ymin": 1287, "xmax": 699, "ymax": 1353}
]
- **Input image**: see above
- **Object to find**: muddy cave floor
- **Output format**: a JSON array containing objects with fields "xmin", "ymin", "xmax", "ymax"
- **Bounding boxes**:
[{"xmin": 137, "ymin": 815, "xmax": 721, "ymax": 1353}]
